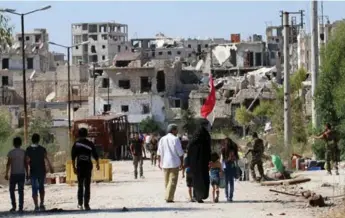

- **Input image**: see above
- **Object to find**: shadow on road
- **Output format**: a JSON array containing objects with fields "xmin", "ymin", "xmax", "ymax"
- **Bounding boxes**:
[
  {"xmin": 223, "ymin": 199, "xmax": 305, "ymax": 204},
  {"xmin": 0, "ymin": 207, "xmax": 204, "ymax": 217}
]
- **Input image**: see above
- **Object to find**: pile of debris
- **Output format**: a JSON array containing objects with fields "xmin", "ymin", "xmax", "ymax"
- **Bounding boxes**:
[{"xmin": 269, "ymin": 187, "xmax": 326, "ymax": 207}]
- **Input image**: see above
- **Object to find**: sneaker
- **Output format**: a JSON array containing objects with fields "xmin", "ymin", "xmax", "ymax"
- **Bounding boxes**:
[
  {"xmin": 166, "ymin": 200, "xmax": 174, "ymax": 203},
  {"xmin": 227, "ymin": 198, "xmax": 233, "ymax": 202},
  {"xmin": 84, "ymin": 205, "xmax": 91, "ymax": 211},
  {"xmin": 78, "ymin": 205, "xmax": 83, "ymax": 210},
  {"xmin": 34, "ymin": 206, "xmax": 39, "ymax": 212},
  {"xmin": 190, "ymin": 199, "xmax": 196, "ymax": 202},
  {"xmin": 215, "ymin": 197, "xmax": 219, "ymax": 203},
  {"xmin": 336, "ymin": 171, "xmax": 340, "ymax": 175},
  {"xmin": 18, "ymin": 208, "xmax": 24, "ymax": 213},
  {"xmin": 9, "ymin": 208, "xmax": 16, "ymax": 212},
  {"xmin": 39, "ymin": 204, "xmax": 46, "ymax": 211},
  {"xmin": 197, "ymin": 200, "xmax": 204, "ymax": 203}
]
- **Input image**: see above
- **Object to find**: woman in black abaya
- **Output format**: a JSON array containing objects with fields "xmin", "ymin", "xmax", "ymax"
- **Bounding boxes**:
[{"xmin": 187, "ymin": 119, "xmax": 212, "ymax": 203}]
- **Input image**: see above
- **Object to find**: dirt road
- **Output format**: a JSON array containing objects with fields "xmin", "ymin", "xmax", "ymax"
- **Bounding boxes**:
[{"xmin": 0, "ymin": 161, "xmax": 342, "ymax": 218}]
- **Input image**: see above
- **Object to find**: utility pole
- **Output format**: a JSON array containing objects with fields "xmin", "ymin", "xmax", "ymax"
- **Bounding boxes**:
[
  {"xmin": 311, "ymin": 0, "xmax": 319, "ymax": 129},
  {"xmin": 283, "ymin": 12, "xmax": 292, "ymax": 168},
  {"xmin": 319, "ymin": 0, "xmax": 324, "ymax": 66}
]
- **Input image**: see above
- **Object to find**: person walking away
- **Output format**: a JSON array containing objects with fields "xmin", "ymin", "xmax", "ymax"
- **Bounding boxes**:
[
  {"xmin": 145, "ymin": 133, "xmax": 152, "ymax": 153},
  {"xmin": 130, "ymin": 132, "xmax": 146, "ymax": 179},
  {"xmin": 221, "ymin": 137, "xmax": 239, "ymax": 202},
  {"xmin": 245, "ymin": 132, "xmax": 265, "ymax": 182},
  {"xmin": 314, "ymin": 123, "xmax": 339, "ymax": 175},
  {"xmin": 209, "ymin": 152, "xmax": 222, "ymax": 203},
  {"xmin": 150, "ymin": 134, "xmax": 158, "ymax": 166},
  {"xmin": 25, "ymin": 133, "xmax": 54, "ymax": 211},
  {"xmin": 182, "ymin": 150, "xmax": 195, "ymax": 202},
  {"xmin": 157, "ymin": 124, "xmax": 184, "ymax": 203},
  {"xmin": 71, "ymin": 128, "xmax": 100, "ymax": 211},
  {"xmin": 5, "ymin": 137, "xmax": 28, "ymax": 212},
  {"xmin": 187, "ymin": 119, "xmax": 212, "ymax": 203}
]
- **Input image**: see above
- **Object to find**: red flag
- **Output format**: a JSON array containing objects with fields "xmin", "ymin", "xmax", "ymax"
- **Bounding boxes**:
[{"xmin": 200, "ymin": 75, "xmax": 216, "ymax": 118}]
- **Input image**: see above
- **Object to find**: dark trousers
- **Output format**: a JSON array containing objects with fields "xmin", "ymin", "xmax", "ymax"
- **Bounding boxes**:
[
  {"xmin": 133, "ymin": 156, "xmax": 143, "ymax": 178},
  {"xmin": 9, "ymin": 174, "xmax": 25, "ymax": 209},
  {"xmin": 224, "ymin": 163, "xmax": 235, "ymax": 200},
  {"xmin": 250, "ymin": 159, "xmax": 264, "ymax": 179},
  {"xmin": 77, "ymin": 169, "xmax": 92, "ymax": 207}
]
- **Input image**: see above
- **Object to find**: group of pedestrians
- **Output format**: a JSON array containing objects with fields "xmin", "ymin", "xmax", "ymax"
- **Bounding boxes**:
[
  {"xmin": 5, "ymin": 133, "xmax": 54, "ymax": 212},
  {"xmin": 156, "ymin": 119, "xmax": 242, "ymax": 203}
]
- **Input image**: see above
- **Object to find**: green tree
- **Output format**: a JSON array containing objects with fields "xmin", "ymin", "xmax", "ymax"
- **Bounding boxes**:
[
  {"xmin": 315, "ymin": 21, "xmax": 345, "ymax": 160},
  {"xmin": 181, "ymin": 108, "xmax": 196, "ymax": 134},
  {"xmin": 139, "ymin": 117, "xmax": 160, "ymax": 133},
  {"xmin": 29, "ymin": 117, "xmax": 58, "ymax": 153},
  {"xmin": 0, "ymin": 13, "xmax": 13, "ymax": 46},
  {"xmin": 235, "ymin": 106, "xmax": 253, "ymax": 126}
]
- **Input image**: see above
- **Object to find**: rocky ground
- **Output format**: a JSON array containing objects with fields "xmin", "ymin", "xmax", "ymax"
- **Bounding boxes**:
[{"xmin": 0, "ymin": 161, "xmax": 343, "ymax": 218}]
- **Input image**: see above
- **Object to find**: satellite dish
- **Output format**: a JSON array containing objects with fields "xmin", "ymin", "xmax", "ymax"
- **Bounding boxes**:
[
  {"xmin": 29, "ymin": 70, "xmax": 36, "ymax": 80},
  {"xmin": 45, "ymin": 92, "xmax": 56, "ymax": 102}
]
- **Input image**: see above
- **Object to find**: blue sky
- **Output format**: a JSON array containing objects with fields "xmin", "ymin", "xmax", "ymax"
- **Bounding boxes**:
[{"xmin": 2, "ymin": 1, "xmax": 345, "ymax": 54}]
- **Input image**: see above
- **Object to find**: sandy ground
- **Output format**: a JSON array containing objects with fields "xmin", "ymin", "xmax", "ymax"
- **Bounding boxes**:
[{"xmin": 0, "ymin": 161, "xmax": 343, "ymax": 218}]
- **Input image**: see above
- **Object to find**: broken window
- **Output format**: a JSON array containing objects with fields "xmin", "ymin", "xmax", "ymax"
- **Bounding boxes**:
[
  {"xmin": 2, "ymin": 58, "xmax": 9, "ymax": 69},
  {"xmin": 18, "ymin": 37, "xmax": 22, "ymax": 41},
  {"xmin": 103, "ymin": 104, "xmax": 111, "ymax": 112},
  {"xmin": 89, "ymin": 24, "xmax": 97, "ymax": 33},
  {"xmin": 102, "ymin": 45, "xmax": 106, "ymax": 49},
  {"xmin": 89, "ymin": 55, "xmax": 98, "ymax": 62},
  {"xmin": 167, "ymin": 51, "xmax": 172, "ymax": 55},
  {"xmin": 158, "ymin": 52, "xmax": 163, "ymax": 56},
  {"xmin": 102, "ymin": 78, "xmax": 109, "ymax": 88},
  {"xmin": 270, "ymin": 52, "xmax": 275, "ymax": 59},
  {"xmin": 89, "ymin": 35, "xmax": 98, "ymax": 41},
  {"xmin": 140, "ymin": 77, "xmax": 151, "ymax": 93},
  {"xmin": 115, "ymin": 60, "xmax": 131, "ymax": 67},
  {"xmin": 142, "ymin": 104, "xmax": 150, "ymax": 114},
  {"xmin": 101, "ymin": 34, "xmax": 108, "ymax": 40},
  {"xmin": 118, "ymin": 80, "xmax": 130, "ymax": 89},
  {"xmin": 27, "ymin": 58, "xmax": 34, "ymax": 69},
  {"xmin": 205, "ymin": 44, "xmax": 209, "ymax": 48},
  {"xmin": 188, "ymin": 53, "xmax": 192, "ymax": 57},
  {"xmin": 82, "ymin": 24, "xmax": 88, "ymax": 30},
  {"xmin": 75, "ymin": 46, "xmax": 79, "ymax": 50},
  {"xmin": 2, "ymin": 76, "xmax": 9, "ymax": 86},
  {"xmin": 156, "ymin": 71, "xmax": 165, "ymax": 92},
  {"xmin": 177, "ymin": 51, "xmax": 181, "ymax": 55},
  {"xmin": 121, "ymin": 105, "xmax": 129, "ymax": 112},
  {"xmin": 117, "ymin": 45, "xmax": 121, "ymax": 52},
  {"xmin": 188, "ymin": 44, "xmax": 191, "ymax": 48},
  {"xmin": 174, "ymin": 99, "xmax": 181, "ymax": 108},
  {"xmin": 82, "ymin": 34, "xmax": 88, "ymax": 42},
  {"xmin": 152, "ymin": 51, "xmax": 155, "ymax": 57},
  {"xmin": 255, "ymin": 53, "xmax": 262, "ymax": 66},
  {"xmin": 35, "ymin": 35, "xmax": 41, "ymax": 43},
  {"xmin": 26, "ymin": 36, "xmax": 30, "ymax": 41},
  {"xmin": 102, "ymin": 55, "xmax": 106, "ymax": 60},
  {"xmin": 91, "ymin": 45, "xmax": 96, "ymax": 53}
]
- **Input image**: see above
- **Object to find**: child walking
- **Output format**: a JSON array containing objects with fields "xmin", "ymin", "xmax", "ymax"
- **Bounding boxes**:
[
  {"xmin": 209, "ymin": 152, "xmax": 223, "ymax": 203},
  {"xmin": 182, "ymin": 151, "xmax": 195, "ymax": 202}
]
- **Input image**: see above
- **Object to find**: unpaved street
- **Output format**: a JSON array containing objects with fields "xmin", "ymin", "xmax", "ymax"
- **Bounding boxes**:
[{"xmin": 0, "ymin": 161, "xmax": 342, "ymax": 218}]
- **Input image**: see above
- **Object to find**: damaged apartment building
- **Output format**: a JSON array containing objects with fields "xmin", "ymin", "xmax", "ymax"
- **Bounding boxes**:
[
  {"xmin": 131, "ymin": 33, "xmax": 231, "ymax": 66},
  {"xmin": 91, "ymin": 50, "xmax": 199, "ymax": 129},
  {"xmin": 0, "ymin": 28, "xmax": 68, "ymax": 106},
  {"xmin": 71, "ymin": 22, "xmax": 131, "ymax": 65}
]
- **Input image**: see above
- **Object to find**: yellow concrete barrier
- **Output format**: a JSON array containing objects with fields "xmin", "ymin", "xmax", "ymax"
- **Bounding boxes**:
[{"xmin": 66, "ymin": 159, "xmax": 113, "ymax": 183}]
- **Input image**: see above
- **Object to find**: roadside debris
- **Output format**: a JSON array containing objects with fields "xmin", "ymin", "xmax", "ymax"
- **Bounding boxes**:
[
  {"xmin": 261, "ymin": 177, "xmax": 311, "ymax": 186},
  {"xmin": 269, "ymin": 189, "xmax": 326, "ymax": 207}
]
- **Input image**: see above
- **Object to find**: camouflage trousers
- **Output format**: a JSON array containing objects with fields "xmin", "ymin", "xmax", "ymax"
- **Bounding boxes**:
[
  {"xmin": 325, "ymin": 147, "xmax": 339, "ymax": 174},
  {"xmin": 250, "ymin": 159, "xmax": 265, "ymax": 180}
]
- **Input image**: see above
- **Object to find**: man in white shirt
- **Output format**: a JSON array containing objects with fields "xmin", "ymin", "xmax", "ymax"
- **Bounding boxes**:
[{"xmin": 157, "ymin": 124, "xmax": 184, "ymax": 203}]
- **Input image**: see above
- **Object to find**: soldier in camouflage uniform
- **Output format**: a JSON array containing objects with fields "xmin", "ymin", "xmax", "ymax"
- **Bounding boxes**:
[
  {"xmin": 245, "ymin": 132, "xmax": 265, "ymax": 181},
  {"xmin": 315, "ymin": 123, "xmax": 339, "ymax": 175}
]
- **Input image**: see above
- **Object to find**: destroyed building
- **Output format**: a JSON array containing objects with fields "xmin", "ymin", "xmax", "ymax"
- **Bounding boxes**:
[
  {"xmin": 0, "ymin": 29, "xmax": 69, "ymax": 105},
  {"xmin": 71, "ymin": 22, "xmax": 130, "ymax": 65},
  {"xmin": 131, "ymin": 33, "xmax": 231, "ymax": 65},
  {"xmin": 94, "ymin": 50, "xmax": 198, "ymax": 128}
]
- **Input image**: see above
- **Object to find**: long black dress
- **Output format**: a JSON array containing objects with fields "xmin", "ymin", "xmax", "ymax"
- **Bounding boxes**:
[{"xmin": 187, "ymin": 126, "xmax": 211, "ymax": 201}]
